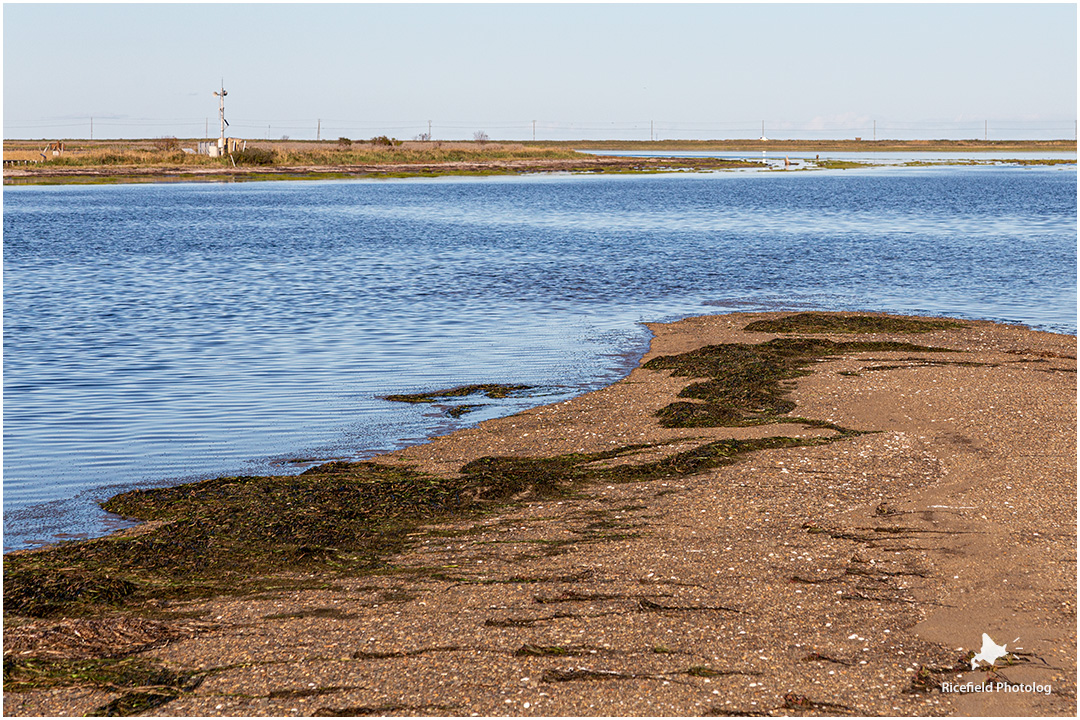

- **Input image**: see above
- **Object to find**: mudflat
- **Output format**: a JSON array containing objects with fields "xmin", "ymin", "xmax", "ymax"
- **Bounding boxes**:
[{"xmin": 4, "ymin": 311, "xmax": 1075, "ymax": 716}]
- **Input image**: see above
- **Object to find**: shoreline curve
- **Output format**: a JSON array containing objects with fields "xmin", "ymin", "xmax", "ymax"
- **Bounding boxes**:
[{"xmin": 3, "ymin": 311, "xmax": 1075, "ymax": 717}]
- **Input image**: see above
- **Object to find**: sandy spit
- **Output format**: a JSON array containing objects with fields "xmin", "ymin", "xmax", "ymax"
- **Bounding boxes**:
[{"xmin": 4, "ymin": 311, "xmax": 1075, "ymax": 717}]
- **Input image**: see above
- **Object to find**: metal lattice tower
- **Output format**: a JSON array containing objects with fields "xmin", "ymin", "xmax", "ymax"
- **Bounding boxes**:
[{"xmin": 213, "ymin": 81, "xmax": 229, "ymax": 152}]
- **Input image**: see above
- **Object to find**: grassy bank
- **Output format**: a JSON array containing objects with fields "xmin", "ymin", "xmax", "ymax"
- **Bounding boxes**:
[
  {"xmin": 3, "ymin": 139, "xmax": 769, "ymax": 185},
  {"xmin": 4, "ymin": 138, "xmax": 1074, "ymax": 186},
  {"xmin": 6, "ymin": 138, "xmax": 1076, "ymax": 162},
  {"xmin": 2, "ymin": 139, "xmax": 582, "ymax": 167}
]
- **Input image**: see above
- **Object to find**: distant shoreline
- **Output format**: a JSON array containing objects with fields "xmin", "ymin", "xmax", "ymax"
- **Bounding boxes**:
[
  {"xmin": 4, "ymin": 138, "xmax": 1075, "ymax": 186},
  {"xmin": 542, "ymin": 138, "xmax": 1078, "ymax": 153}
]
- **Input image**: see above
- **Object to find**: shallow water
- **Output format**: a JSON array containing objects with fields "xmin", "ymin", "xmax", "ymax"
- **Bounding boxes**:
[
  {"xmin": 582, "ymin": 149, "xmax": 1079, "ymax": 165},
  {"xmin": 4, "ymin": 165, "xmax": 1076, "ymax": 550}
]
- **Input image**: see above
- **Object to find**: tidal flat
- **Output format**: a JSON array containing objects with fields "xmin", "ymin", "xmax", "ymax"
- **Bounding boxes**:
[{"xmin": 4, "ymin": 311, "xmax": 1075, "ymax": 717}]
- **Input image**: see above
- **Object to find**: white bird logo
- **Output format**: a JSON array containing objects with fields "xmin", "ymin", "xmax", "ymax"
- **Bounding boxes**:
[{"xmin": 970, "ymin": 633, "xmax": 1010, "ymax": 669}]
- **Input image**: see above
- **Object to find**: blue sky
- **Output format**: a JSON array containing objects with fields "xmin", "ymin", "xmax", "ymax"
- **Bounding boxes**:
[{"xmin": 4, "ymin": 2, "xmax": 1077, "ymax": 141}]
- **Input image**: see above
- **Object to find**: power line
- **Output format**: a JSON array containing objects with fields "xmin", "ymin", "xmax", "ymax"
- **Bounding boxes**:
[{"xmin": 5, "ymin": 117, "xmax": 1076, "ymax": 141}]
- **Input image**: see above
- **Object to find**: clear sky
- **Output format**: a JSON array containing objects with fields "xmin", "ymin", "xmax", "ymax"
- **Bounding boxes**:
[{"xmin": 4, "ymin": 2, "xmax": 1077, "ymax": 141}]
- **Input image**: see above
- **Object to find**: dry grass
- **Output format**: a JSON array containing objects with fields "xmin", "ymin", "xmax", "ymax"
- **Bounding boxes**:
[
  {"xmin": 2, "ymin": 139, "xmax": 581, "ymax": 168},
  {"xmin": 7, "ymin": 138, "xmax": 1073, "ymax": 169}
]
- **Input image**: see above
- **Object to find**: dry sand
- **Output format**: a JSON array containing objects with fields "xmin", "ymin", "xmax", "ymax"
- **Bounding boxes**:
[{"xmin": 4, "ymin": 311, "xmax": 1075, "ymax": 717}]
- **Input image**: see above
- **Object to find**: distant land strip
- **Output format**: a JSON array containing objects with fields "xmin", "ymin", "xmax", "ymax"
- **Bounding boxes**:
[{"xmin": 3, "ymin": 138, "xmax": 1075, "ymax": 185}]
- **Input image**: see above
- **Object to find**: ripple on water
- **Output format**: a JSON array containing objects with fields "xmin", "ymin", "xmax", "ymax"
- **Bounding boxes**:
[{"xmin": 3, "ymin": 167, "xmax": 1076, "ymax": 549}]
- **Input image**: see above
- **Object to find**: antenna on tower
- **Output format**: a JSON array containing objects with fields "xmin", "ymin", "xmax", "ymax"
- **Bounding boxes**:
[{"xmin": 213, "ymin": 80, "xmax": 229, "ymax": 153}]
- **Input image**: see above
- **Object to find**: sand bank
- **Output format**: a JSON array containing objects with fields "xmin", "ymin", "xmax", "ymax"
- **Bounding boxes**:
[{"xmin": 4, "ymin": 311, "xmax": 1075, "ymax": 716}]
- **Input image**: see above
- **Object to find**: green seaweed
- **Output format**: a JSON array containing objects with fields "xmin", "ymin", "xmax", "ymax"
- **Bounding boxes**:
[
  {"xmin": 447, "ymin": 404, "xmax": 485, "ymax": 418},
  {"xmin": 457, "ymin": 434, "xmax": 858, "ymax": 509},
  {"xmin": 9, "ymin": 436, "xmax": 830, "ymax": 616},
  {"xmin": 685, "ymin": 665, "xmax": 757, "ymax": 678},
  {"xmin": 3, "ymin": 463, "xmax": 469, "ymax": 616},
  {"xmin": 3, "ymin": 656, "xmax": 201, "ymax": 695},
  {"xmin": 810, "ymin": 160, "xmax": 867, "ymax": 170},
  {"xmin": 269, "ymin": 686, "xmax": 348, "ymax": 699},
  {"xmin": 742, "ymin": 313, "xmax": 966, "ymax": 334},
  {"xmin": 515, "ymin": 644, "xmax": 579, "ymax": 657},
  {"xmin": 314, "ymin": 704, "xmax": 460, "ymax": 716},
  {"xmin": 384, "ymin": 383, "xmax": 533, "ymax": 403},
  {"xmin": 263, "ymin": 607, "xmax": 357, "ymax": 620},
  {"xmin": 89, "ymin": 692, "xmax": 179, "ymax": 717},
  {"xmin": 3, "ymin": 570, "xmax": 138, "ymax": 618},
  {"xmin": 643, "ymin": 337, "xmax": 953, "ymax": 428}
]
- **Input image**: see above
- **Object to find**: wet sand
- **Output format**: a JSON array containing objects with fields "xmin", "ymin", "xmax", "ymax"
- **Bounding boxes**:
[{"xmin": 4, "ymin": 311, "xmax": 1075, "ymax": 716}]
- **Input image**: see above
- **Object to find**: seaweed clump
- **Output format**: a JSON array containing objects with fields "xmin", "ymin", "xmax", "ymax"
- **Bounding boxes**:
[
  {"xmin": 743, "ymin": 313, "xmax": 966, "ymax": 334},
  {"xmin": 3, "ymin": 463, "xmax": 472, "ymax": 617},
  {"xmin": 383, "ymin": 384, "xmax": 535, "ymax": 418},
  {"xmin": 3, "ymin": 656, "xmax": 202, "ymax": 715},
  {"xmin": 459, "ymin": 434, "xmax": 848, "ymax": 500},
  {"xmin": 384, "ymin": 384, "xmax": 532, "ymax": 403},
  {"xmin": 4, "ymin": 436, "xmax": 846, "ymax": 619},
  {"xmin": 643, "ymin": 337, "xmax": 953, "ymax": 428}
]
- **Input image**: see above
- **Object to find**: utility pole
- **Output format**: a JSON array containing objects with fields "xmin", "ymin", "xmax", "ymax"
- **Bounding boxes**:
[
  {"xmin": 985, "ymin": 120, "xmax": 988, "ymax": 142},
  {"xmin": 873, "ymin": 120, "xmax": 876, "ymax": 142},
  {"xmin": 428, "ymin": 119, "xmax": 432, "ymax": 140},
  {"xmin": 317, "ymin": 119, "xmax": 321, "ymax": 141},
  {"xmin": 213, "ymin": 80, "xmax": 229, "ymax": 153},
  {"xmin": 650, "ymin": 120, "xmax": 654, "ymax": 142},
  {"xmin": 532, "ymin": 120, "xmax": 536, "ymax": 141},
  {"xmin": 90, "ymin": 116, "xmax": 93, "ymax": 140},
  {"xmin": 205, "ymin": 118, "xmax": 209, "ymax": 139}
]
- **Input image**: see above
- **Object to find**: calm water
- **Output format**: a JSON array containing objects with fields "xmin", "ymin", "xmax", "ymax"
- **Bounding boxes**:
[
  {"xmin": 584, "ymin": 150, "xmax": 1078, "ymax": 163},
  {"xmin": 4, "ymin": 165, "xmax": 1076, "ymax": 550}
]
